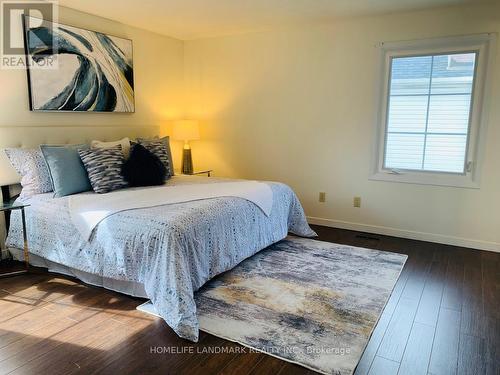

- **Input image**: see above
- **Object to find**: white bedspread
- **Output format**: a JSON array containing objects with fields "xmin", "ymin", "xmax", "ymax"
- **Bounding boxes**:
[{"xmin": 69, "ymin": 181, "xmax": 273, "ymax": 240}]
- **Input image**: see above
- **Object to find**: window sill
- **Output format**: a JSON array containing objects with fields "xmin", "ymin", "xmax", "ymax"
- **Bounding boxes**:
[{"xmin": 369, "ymin": 171, "xmax": 480, "ymax": 189}]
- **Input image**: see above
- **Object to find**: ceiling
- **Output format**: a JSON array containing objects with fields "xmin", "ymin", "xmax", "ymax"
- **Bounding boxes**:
[{"xmin": 59, "ymin": 0, "xmax": 487, "ymax": 40}]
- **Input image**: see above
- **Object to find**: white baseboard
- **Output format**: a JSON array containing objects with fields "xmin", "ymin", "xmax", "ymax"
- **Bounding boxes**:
[{"xmin": 307, "ymin": 216, "xmax": 500, "ymax": 253}]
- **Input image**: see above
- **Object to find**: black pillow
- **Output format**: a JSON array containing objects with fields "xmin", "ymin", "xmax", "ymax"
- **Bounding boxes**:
[{"xmin": 121, "ymin": 144, "xmax": 167, "ymax": 187}]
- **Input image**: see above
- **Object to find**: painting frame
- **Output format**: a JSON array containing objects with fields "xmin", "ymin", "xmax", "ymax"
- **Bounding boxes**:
[{"xmin": 22, "ymin": 15, "xmax": 135, "ymax": 113}]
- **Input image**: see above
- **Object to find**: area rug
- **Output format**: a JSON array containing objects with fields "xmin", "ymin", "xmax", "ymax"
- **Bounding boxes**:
[{"xmin": 194, "ymin": 236, "xmax": 407, "ymax": 375}]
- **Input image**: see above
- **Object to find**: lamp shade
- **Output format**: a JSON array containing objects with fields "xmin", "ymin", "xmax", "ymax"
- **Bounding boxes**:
[{"xmin": 173, "ymin": 120, "xmax": 200, "ymax": 141}]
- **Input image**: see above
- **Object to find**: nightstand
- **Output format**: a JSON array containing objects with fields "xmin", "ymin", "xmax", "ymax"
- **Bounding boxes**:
[
  {"xmin": 182, "ymin": 170, "xmax": 213, "ymax": 177},
  {"xmin": 0, "ymin": 201, "xmax": 29, "ymax": 277}
]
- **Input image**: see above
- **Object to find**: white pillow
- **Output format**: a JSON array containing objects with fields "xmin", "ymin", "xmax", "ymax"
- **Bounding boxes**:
[
  {"xmin": 4, "ymin": 148, "xmax": 53, "ymax": 199},
  {"xmin": 91, "ymin": 137, "xmax": 130, "ymax": 158}
]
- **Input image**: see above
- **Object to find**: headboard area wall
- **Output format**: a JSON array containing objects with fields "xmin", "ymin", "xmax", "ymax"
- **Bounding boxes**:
[
  {"xmin": 0, "ymin": 125, "xmax": 159, "ymax": 186},
  {"xmin": 0, "ymin": 125, "xmax": 159, "ymax": 253}
]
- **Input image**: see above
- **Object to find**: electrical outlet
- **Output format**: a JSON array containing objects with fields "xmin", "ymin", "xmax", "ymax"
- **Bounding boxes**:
[
  {"xmin": 319, "ymin": 192, "xmax": 326, "ymax": 203},
  {"xmin": 353, "ymin": 196, "xmax": 361, "ymax": 208}
]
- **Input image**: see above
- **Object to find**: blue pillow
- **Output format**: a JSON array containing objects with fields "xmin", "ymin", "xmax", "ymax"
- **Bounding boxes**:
[{"xmin": 40, "ymin": 144, "xmax": 92, "ymax": 197}]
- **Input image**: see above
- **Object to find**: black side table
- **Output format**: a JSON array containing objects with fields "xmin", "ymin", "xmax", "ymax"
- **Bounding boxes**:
[{"xmin": 0, "ymin": 201, "xmax": 29, "ymax": 277}]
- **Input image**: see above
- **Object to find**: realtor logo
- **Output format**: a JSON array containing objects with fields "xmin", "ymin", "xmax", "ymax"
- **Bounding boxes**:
[{"xmin": 1, "ymin": 0, "xmax": 57, "ymax": 69}]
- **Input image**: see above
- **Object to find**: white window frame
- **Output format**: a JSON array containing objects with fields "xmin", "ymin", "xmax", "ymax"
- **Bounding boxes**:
[{"xmin": 371, "ymin": 34, "xmax": 496, "ymax": 188}]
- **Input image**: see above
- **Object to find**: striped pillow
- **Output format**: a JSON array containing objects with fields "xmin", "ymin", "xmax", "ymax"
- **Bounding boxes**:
[{"xmin": 78, "ymin": 145, "xmax": 127, "ymax": 193}]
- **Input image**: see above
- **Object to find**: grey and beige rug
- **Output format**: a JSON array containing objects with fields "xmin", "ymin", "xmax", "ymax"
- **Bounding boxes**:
[{"xmin": 194, "ymin": 236, "xmax": 407, "ymax": 375}]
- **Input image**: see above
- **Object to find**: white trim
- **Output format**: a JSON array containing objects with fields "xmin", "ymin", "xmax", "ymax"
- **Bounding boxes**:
[
  {"xmin": 307, "ymin": 216, "xmax": 500, "ymax": 253},
  {"xmin": 371, "ymin": 33, "xmax": 497, "ymax": 188}
]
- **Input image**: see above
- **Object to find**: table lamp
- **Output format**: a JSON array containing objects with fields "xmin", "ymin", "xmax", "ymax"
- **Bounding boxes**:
[{"xmin": 173, "ymin": 120, "xmax": 200, "ymax": 174}]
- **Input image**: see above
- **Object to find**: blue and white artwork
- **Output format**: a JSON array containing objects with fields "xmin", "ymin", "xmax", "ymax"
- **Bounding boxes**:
[{"xmin": 23, "ymin": 16, "xmax": 134, "ymax": 112}]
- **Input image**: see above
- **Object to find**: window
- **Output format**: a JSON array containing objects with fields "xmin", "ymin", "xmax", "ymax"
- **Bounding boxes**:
[{"xmin": 372, "ymin": 35, "xmax": 495, "ymax": 188}]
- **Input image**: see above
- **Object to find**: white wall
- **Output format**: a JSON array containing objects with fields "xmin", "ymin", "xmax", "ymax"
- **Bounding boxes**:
[
  {"xmin": 0, "ymin": 6, "xmax": 185, "ymax": 145},
  {"xmin": 183, "ymin": 3, "xmax": 500, "ymax": 251}
]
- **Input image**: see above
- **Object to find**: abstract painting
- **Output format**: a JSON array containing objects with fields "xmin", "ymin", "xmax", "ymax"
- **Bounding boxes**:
[{"xmin": 23, "ymin": 16, "xmax": 134, "ymax": 112}]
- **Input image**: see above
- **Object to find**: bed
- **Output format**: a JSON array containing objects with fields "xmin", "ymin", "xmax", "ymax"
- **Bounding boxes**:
[{"xmin": 5, "ymin": 174, "xmax": 315, "ymax": 341}]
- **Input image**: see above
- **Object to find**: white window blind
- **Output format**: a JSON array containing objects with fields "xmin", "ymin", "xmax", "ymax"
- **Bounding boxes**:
[{"xmin": 384, "ymin": 52, "xmax": 477, "ymax": 174}]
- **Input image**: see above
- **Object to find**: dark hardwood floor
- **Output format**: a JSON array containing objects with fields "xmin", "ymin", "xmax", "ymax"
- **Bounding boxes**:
[{"xmin": 0, "ymin": 225, "xmax": 498, "ymax": 375}]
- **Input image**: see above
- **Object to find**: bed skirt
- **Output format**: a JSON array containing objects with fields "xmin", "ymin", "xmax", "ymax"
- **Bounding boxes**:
[{"xmin": 9, "ymin": 247, "xmax": 148, "ymax": 298}]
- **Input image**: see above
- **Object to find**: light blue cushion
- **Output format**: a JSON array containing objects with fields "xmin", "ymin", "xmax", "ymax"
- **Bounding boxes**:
[{"xmin": 40, "ymin": 144, "xmax": 92, "ymax": 197}]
